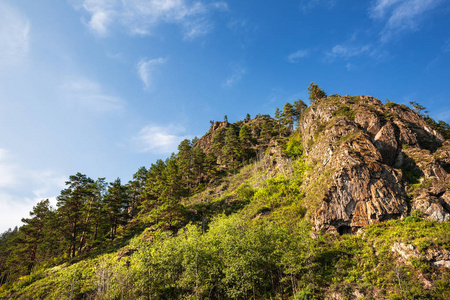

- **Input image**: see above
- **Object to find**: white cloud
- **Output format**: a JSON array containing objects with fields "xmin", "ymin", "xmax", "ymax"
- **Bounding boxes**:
[
  {"xmin": 299, "ymin": 0, "xmax": 336, "ymax": 13},
  {"xmin": 223, "ymin": 64, "xmax": 247, "ymax": 88},
  {"xmin": 76, "ymin": 0, "xmax": 227, "ymax": 38},
  {"xmin": 0, "ymin": 148, "xmax": 66, "ymax": 232},
  {"xmin": 0, "ymin": 2, "xmax": 30, "ymax": 66},
  {"xmin": 61, "ymin": 78, "xmax": 124, "ymax": 112},
  {"xmin": 287, "ymin": 49, "xmax": 309, "ymax": 63},
  {"xmin": 0, "ymin": 149, "xmax": 19, "ymax": 188},
  {"xmin": 327, "ymin": 44, "xmax": 371, "ymax": 59},
  {"xmin": 137, "ymin": 57, "xmax": 167, "ymax": 89},
  {"xmin": 182, "ymin": 18, "xmax": 213, "ymax": 40},
  {"xmin": 369, "ymin": 0, "xmax": 445, "ymax": 42},
  {"xmin": 133, "ymin": 124, "xmax": 192, "ymax": 154}
]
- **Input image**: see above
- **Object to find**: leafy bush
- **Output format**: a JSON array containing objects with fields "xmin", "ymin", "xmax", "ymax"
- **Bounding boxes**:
[
  {"xmin": 332, "ymin": 105, "xmax": 356, "ymax": 120},
  {"xmin": 284, "ymin": 135, "xmax": 304, "ymax": 158}
]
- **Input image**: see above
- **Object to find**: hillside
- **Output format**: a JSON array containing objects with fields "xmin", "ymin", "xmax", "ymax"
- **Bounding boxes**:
[{"xmin": 1, "ymin": 91, "xmax": 449, "ymax": 299}]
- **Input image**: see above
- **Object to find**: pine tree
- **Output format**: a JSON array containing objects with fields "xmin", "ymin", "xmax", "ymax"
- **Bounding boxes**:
[
  {"xmin": 126, "ymin": 167, "xmax": 148, "ymax": 219},
  {"xmin": 177, "ymin": 139, "xmax": 194, "ymax": 194},
  {"xmin": 260, "ymin": 120, "xmax": 274, "ymax": 143},
  {"xmin": 103, "ymin": 178, "xmax": 130, "ymax": 241},
  {"xmin": 293, "ymin": 99, "xmax": 307, "ymax": 128},
  {"xmin": 191, "ymin": 145, "xmax": 207, "ymax": 188},
  {"xmin": 308, "ymin": 82, "xmax": 326, "ymax": 103},
  {"xmin": 211, "ymin": 127, "xmax": 226, "ymax": 164},
  {"xmin": 223, "ymin": 126, "xmax": 242, "ymax": 170},
  {"xmin": 154, "ymin": 154, "xmax": 186, "ymax": 230},
  {"xmin": 90, "ymin": 178, "xmax": 107, "ymax": 244},
  {"xmin": 56, "ymin": 173, "xmax": 95, "ymax": 258},
  {"xmin": 282, "ymin": 102, "xmax": 294, "ymax": 131},
  {"xmin": 239, "ymin": 124, "xmax": 253, "ymax": 162},
  {"xmin": 0, "ymin": 227, "xmax": 19, "ymax": 285},
  {"xmin": 20, "ymin": 199, "xmax": 53, "ymax": 273},
  {"xmin": 274, "ymin": 107, "xmax": 282, "ymax": 135}
]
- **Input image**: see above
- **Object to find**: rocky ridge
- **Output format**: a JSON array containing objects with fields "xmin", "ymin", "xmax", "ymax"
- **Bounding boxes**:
[{"xmin": 299, "ymin": 95, "xmax": 450, "ymax": 233}]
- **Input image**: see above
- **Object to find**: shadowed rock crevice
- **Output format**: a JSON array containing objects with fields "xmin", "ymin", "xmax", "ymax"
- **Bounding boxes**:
[{"xmin": 300, "ymin": 95, "xmax": 449, "ymax": 232}]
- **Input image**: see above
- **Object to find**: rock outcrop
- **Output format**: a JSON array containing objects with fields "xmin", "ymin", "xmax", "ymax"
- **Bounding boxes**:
[{"xmin": 300, "ymin": 95, "xmax": 449, "ymax": 233}]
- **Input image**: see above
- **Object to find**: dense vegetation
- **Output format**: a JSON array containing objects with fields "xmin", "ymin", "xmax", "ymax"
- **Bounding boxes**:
[{"xmin": 1, "ymin": 84, "xmax": 449, "ymax": 299}]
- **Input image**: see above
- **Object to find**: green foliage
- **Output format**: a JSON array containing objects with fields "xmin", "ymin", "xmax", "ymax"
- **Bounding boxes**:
[
  {"xmin": 409, "ymin": 101, "xmax": 427, "ymax": 115},
  {"xmin": 332, "ymin": 105, "xmax": 356, "ymax": 120},
  {"xmin": 2, "ymin": 93, "xmax": 450, "ymax": 300},
  {"xmin": 384, "ymin": 102, "xmax": 398, "ymax": 108},
  {"xmin": 424, "ymin": 116, "xmax": 450, "ymax": 139},
  {"xmin": 282, "ymin": 102, "xmax": 295, "ymax": 131},
  {"xmin": 284, "ymin": 135, "xmax": 304, "ymax": 158},
  {"xmin": 308, "ymin": 82, "xmax": 327, "ymax": 103}
]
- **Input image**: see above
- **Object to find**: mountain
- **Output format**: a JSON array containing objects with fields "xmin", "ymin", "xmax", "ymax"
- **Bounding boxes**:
[
  {"xmin": 0, "ymin": 92, "xmax": 449, "ymax": 299},
  {"xmin": 299, "ymin": 95, "xmax": 449, "ymax": 233}
]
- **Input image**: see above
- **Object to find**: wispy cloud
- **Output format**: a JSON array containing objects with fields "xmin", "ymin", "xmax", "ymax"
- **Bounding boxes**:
[
  {"xmin": 61, "ymin": 78, "xmax": 124, "ymax": 112},
  {"xmin": 287, "ymin": 49, "xmax": 309, "ymax": 63},
  {"xmin": 76, "ymin": 0, "xmax": 227, "ymax": 38},
  {"xmin": 327, "ymin": 44, "xmax": 371, "ymax": 59},
  {"xmin": 132, "ymin": 124, "xmax": 192, "ymax": 154},
  {"xmin": 0, "ymin": 148, "xmax": 66, "ymax": 232},
  {"xmin": 443, "ymin": 37, "xmax": 450, "ymax": 53},
  {"xmin": 137, "ymin": 57, "xmax": 167, "ymax": 90},
  {"xmin": 0, "ymin": 2, "xmax": 30, "ymax": 66},
  {"xmin": 369, "ymin": 0, "xmax": 445, "ymax": 42},
  {"xmin": 223, "ymin": 64, "xmax": 247, "ymax": 88},
  {"xmin": 0, "ymin": 149, "xmax": 19, "ymax": 188},
  {"xmin": 299, "ymin": 0, "xmax": 336, "ymax": 13}
]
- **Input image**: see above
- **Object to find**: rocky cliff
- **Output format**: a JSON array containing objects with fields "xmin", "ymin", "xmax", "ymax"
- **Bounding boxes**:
[{"xmin": 300, "ymin": 95, "xmax": 450, "ymax": 233}]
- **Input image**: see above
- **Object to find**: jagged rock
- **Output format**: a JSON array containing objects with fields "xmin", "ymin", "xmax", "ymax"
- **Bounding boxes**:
[
  {"xmin": 195, "ymin": 121, "xmax": 229, "ymax": 154},
  {"xmin": 374, "ymin": 122, "xmax": 399, "ymax": 165},
  {"xmin": 412, "ymin": 193, "xmax": 450, "ymax": 222},
  {"xmin": 300, "ymin": 96, "xmax": 449, "ymax": 232},
  {"xmin": 391, "ymin": 242, "xmax": 422, "ymax": 261},
  {"xmin": 391, "ymin": 242, "xmax": 450, "ymax": 270}
]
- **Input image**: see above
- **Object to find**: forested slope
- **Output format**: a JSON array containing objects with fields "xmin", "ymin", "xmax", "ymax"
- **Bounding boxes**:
[{"xmin": 1, "ymin": 85, "xmax": 449, "ymax": 299}]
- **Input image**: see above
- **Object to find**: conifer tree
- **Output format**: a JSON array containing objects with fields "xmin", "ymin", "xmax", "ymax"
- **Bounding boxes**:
[
  {"xmin": 260, "ymin": 120, "xmax": 274, "ymax": 143},
  {"xmin": 282, "ymin": 102, "xmax": 294, "ymax": 131},
  {"xmin": 154, "ymin": 154, "xmax": 185, "ymax": 230},
  {"xmin": 211, "ymin": 127, "xmax": 226, "ymax": 164},
  {"xmin": 308, "ymin": 82, "xmax": 326, "ymax": 102},
  {"xmin": 103, "ymin": 178, "xmax": 130, "ymax": 241},
  {"xmin": 140, "ymin": 160, "xmax": 167, "ymax": 215},
  {"xmin": 20, "ymin": 199, "xmax": 53, "ymax": 274},
  {"xmin": 223, "ymin": 126, "xmax": 242, "ymax": 170},
  {"xmin": 239, "ymin": 124, "xmax": 253, "ymax": 162},
  {"xmin": 0, "ymin": 227, "xmax": 19, "ymax": 285},
  {"xmin": 274, "ymin": 107, "xmax": 282, "ymax": 135},
  {"xmin": 126, "ymin": 167, "xmax": 148, "ymax": 219},
  {"xmin": 89, "ymin": 178, "xmax": 107, "ymax": 244},
  {"xmin": 177, "ymin": 139, "xmax": 194, "ymax": 193},
  {"xmin": 293, "ymin": 99, "xmax": 307, "ymax": 128},
  {"xmin": 191, "ymin": 145, "xmax": 207, "ymax": 187},
  {"xmin": 77, "ymin": 178, "xmax": 107, "ymax": 251},
  {"xmin": 56, "ymin": 173, "xmax": 95, "ymax": 258}
]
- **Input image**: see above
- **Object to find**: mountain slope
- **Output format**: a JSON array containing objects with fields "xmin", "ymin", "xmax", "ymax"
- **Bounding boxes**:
[
  {"xmin": 1, "ymin": 93, "xmax": 449, "ymax": 299},
  {"xmin": 298, "ymin": 95, "xmax": 449, "ymax": 233}
]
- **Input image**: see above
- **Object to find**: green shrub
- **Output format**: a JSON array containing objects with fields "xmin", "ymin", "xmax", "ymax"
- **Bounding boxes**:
[
  {"xmin": 284, "ymin": 135, "xmax": 304, "ymax": 158},
  {"xmin": 332, "ymin": 105, "xmax": 356, "ymax": 120}
]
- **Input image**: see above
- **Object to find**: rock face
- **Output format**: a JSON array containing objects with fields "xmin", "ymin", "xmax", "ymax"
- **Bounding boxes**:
[
  {"xmin": 300, "ymin": 95, "xmax": 449, "ymax": 233},
  {"xmin": 195, "ymin": 120, "xmax": 230, "ymax": 155}
]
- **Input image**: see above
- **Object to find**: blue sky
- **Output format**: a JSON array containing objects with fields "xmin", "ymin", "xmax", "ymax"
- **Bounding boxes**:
[{"xmin": 1, "ymin": 0, "xmax": 450, "ymax": 232}]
